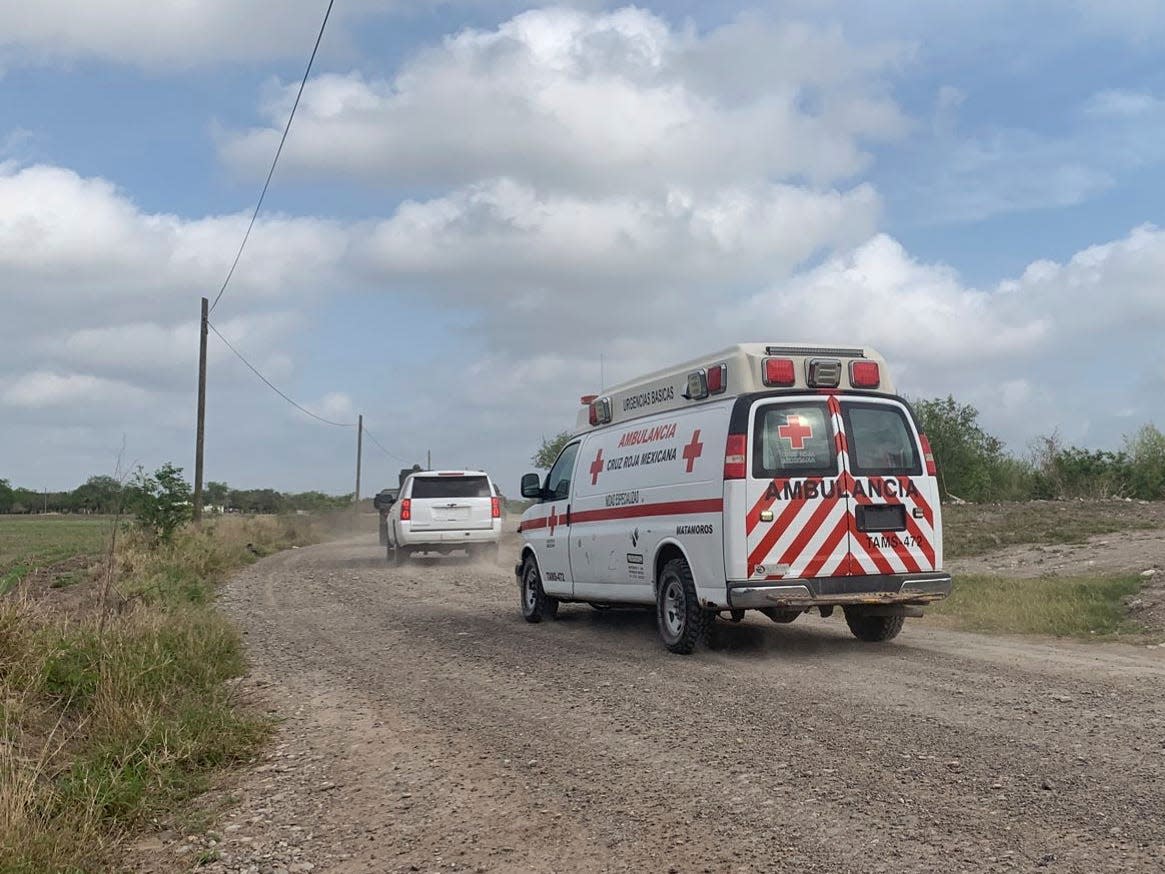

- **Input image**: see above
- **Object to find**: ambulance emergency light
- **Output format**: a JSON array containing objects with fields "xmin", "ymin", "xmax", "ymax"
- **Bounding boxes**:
[
  {"xmin": 683, "ymin": 363, "xmax": 727, "ymax": 400},
  {"xmin": 588, "ymin": 396, "xmax": 612, "ymax": 426}
]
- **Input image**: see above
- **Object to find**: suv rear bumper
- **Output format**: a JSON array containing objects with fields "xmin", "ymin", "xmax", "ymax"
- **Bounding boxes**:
[
  {"xmin": 397, "ymin": 527, "xmax": 500, "ymax": 547},
  {"xmin": 727, "ymin": 572, "xmax": 952, "ymax": 610}
]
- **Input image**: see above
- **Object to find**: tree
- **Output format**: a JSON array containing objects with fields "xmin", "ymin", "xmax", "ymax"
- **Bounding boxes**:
[
  {"xmin": 0, "ymin": 479, "xmax": 13, "ymax": 513},
  {"xmin": 1125, "ymin": 424, "xmax": 1165, "ymax": 500},
  {"xmin": 205, "ymin": 481, "xmax": 230, "ymax": 508},
  {"xmin": 911, "ymin": 397, "xmax": 1009, "ymax": 502},
  {"xmin": 532, "ymin": 431, "xmax": 573, "ymax": 469},
  {"xmin": 72, "ymin": 475, "xmax": 123, "ymax": 514},
  {"xmin": 128, "ymin": 463, "xmax": 193, "ymax": 544}
]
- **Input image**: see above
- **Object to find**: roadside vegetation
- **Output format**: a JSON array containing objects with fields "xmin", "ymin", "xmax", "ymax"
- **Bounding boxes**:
[
  {"xmin": 930, "ymin": 573, "xmax": 1146, "ymax": 638},
  {"xmin": 0, "ymin": 465, "xmax": 336, "ymax": 872},
  {"xmin": 943, "ymin": 500, "xmax": 1161, "ymax": 559}
]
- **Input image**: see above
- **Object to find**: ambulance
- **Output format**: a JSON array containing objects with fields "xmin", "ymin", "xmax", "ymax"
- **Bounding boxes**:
[{"xmin": 515, "ymin": 343, "xmax": 951, "ymax": 654}]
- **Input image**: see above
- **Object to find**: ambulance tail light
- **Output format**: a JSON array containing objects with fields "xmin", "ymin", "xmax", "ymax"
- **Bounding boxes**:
[
  {"xmin": 920, "ymin": 434, "xmax": 937, "ymax": 477},
  {"xmin": 491, "ymin": 496, "xmax": 501, "ymax": 519},
  {"xmin": 706, "ymin": 363, "xmax": 727, "ymax": 394},
  {"xmin": 849, "ymin": 360, "xmax": 880, "ymax": 389},
  {"xmin": 724, "ymin": 433, "xmax": 748, "ymax": 480},
  {"xmin": 762, "ymin": 357, "xmax": 796, "ymax": 387},
  {"xmin": 400, "ymin": 499, "xmax": 412, "ymax": 521}
]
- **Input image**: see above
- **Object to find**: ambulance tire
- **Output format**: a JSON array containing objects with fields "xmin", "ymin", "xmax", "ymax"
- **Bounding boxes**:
[
  {"xmin": 656, "ymin": 557, "xmax": 711, "ymax": 655},
  {"xmin": 520, "ymin": 556, "xmax": 559, "ymax": 623},
  {"xmin": 843, "ymin": 608, "xmax": 905, "ymax": 642}
]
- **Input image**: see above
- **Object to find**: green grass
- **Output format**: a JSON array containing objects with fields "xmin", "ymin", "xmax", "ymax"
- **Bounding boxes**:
[
  {"xmin": 0, "ymin": 514, "xmax": 330, "ymax": 872},
  {"xmin": 943, "ymin": 501, "xmax": 1161, "ymax": 558},
  {"xmin": 931, "ymin": 573, "xmax": 1147, "ymax": 638},
  {"xmin": 0, "ymin": 516, "xmax": 110, "ymax": 592}
]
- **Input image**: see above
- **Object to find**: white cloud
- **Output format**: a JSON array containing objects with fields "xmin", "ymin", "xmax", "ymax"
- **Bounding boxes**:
[
  {"xmin": 0, "ymin": 371, "xmax": 150, "ymax": 409},
  {"xmin": 0, "ymin": 164, "xmax": 349, "ymax": 327},
  {"xmin": 0, "ymin": 0, "xmax": 397, "ymax": 69},
  {"xmin": 220, "ymin": 7, "xmax": 909, "ymax": 193}
]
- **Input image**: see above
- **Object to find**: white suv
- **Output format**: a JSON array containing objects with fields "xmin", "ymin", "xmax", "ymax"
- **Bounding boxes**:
[{"xmin": 386, "ymin": 470, "xmax": 502, "ymax": 563}]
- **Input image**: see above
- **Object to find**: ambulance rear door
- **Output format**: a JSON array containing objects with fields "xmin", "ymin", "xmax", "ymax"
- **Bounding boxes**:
[
  {"xmin": 839, "ymin": 397, "xmax": 940, "ymax": 576},
  {"xmin": 740, "ymin": 396, "xmax": 854, "ymax": 583}
]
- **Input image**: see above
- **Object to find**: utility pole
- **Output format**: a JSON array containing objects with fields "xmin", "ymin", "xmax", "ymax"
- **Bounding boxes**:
[
  {"xmin": 427, "ymin": 449, "xmax": 431, "ymax": 470},
  {"xmin": 355, "ymin": 414, "xmax": 363, "ymax": 504},
  {"xmin": 193, "ymin": 296, "xmax": 208, "ymax": 524}
]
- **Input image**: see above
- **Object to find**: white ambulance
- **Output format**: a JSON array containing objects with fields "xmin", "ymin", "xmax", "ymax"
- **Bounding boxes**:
[{"xmin": 515, "ymin": 343, "xmax": 951, "ymax": 654}]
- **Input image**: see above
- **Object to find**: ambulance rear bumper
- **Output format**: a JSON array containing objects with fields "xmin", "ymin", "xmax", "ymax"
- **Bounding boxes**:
[{"xmin": 726, "ymin": 572, "xmax": 952, "ymax": 610}]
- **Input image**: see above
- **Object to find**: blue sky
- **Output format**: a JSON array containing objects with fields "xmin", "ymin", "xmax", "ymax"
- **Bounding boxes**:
[{"xmin": 3, "ymin": 1, "xmax": 1165, "ymax": 494}]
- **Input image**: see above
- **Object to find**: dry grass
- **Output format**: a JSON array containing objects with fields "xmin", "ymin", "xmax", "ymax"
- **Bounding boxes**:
[
  {"xmin": 930, "ymin": 573, "xmax": 1147, "ymax": 639},
  {"xmin": 0, "ymin": 514, "xmax": 332, "ymax": 872},
  {"xmin": 943, "ymin": 500, "xmax": 1164, "ymax": 558}
]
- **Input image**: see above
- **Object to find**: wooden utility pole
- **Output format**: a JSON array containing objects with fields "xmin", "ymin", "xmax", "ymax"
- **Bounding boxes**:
[
  {"xmin": 355, "ymin": 414, "xmax": 363, "ymax": 504},
  {"xmin": 427, "ymin": 449, "xmax": 431, "ymax": 470},
  {"xmin": 193, "ymin": 296, "xmax": 208, "ymax": 524}
]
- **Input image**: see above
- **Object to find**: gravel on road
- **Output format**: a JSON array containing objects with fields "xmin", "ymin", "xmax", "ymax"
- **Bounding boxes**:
[{"xmin": 135, "ymin": 537, "xmax": 1165, "ymax": 874}]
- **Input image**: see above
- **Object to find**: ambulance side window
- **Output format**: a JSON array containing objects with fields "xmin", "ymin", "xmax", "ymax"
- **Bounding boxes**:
[
  {"xmin": 753, "ymin": 403, "xmax": 836, "ymax": 478},
  {"xmin": 545, "ymin": 442, "xmax": 580, "ymax": 501}
]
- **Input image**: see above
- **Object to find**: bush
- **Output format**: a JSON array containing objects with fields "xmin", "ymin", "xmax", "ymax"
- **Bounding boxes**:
[{"xmin": 127, "ymin": 463, "xmax": 192, "ymax": 544}]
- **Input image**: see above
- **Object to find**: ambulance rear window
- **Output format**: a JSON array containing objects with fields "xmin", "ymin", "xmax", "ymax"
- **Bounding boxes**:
[
  {"xmin": 844, "ymin": 404, "xmax": 921, "ymax": 476},
  {"xmin": 753, "ymin": 403, "xmax": 837, "ymax": 478},
  {"xmin": 411, "ymin": 476, "xmax": 492, "ymax": 499}
]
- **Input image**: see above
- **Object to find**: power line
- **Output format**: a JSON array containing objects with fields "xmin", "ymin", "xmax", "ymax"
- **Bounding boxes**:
[
  {"xmin": 362, "ymin": 425, "xmax": 406, "ymax": 463},
  {"xmin": 207, "ymin": 320, "xmax": 409, "ymax": 461},
  {"xmin": 207, "ymin": 320, "xmax": 354, "ymax": 428},
  {"xmin": 208, "ymin": 0, "xmax": 336, "ymax": 315}
]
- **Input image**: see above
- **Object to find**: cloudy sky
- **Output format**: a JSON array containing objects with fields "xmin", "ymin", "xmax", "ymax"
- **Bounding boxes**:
[{"xmin": 3, "ymin": 0, "xmax": 1165, "ymax": 494}]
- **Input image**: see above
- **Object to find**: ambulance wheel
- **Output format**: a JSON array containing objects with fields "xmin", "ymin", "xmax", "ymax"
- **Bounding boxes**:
[
  {"xmin": 843, "ymin": 608, "xmax": 905, "ymax": 642},
  {"xmin": 520, "ymin": 556, "xmax": 558, "ymax": 623},
  {"xmin": 656, "ymin": 557, "xmax": 711, "ymax": 655}
]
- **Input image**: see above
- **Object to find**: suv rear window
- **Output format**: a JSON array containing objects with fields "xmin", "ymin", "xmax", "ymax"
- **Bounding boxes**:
[
  {"xmin": 410, "ymin": 476, "xmax": 492, "ymax": 499},
  {"xmin": 753, "ymin": 403, "xmax": 837, "ymax": 478},
  {"xmin": 844, "ymin": 404, "xmax": 921, "ymax": 476}
]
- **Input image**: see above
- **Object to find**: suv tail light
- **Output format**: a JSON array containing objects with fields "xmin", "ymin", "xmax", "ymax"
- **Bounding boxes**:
[
  {"xmin": 919, "ymin": 434, "xmax": 937, "ymax": 477},
  {"xmin": 724, "ymin": 433, "xmax": 747, "ymax": 479},
  {"xmin": 491, "ymin": 496, "xmax": 501, "ymax": 518},
  {"xmin": 400, "ymin": 498, "xmax": 412, "ymax": 521}
]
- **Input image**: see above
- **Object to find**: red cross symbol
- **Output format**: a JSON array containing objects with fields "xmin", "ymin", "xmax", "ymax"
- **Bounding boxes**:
[
  {"xmin": 548, "ymin": 505, "xmax": 558, "ymax": 536},
  {"xmin": 778, "ymin": 414, "xmax": 814, "ymax": 450},
  {"xmin": 682, "ymin": 429, "xmax": 704, "ymax": 473},
  {"xmin": 589, "ymin": 448, "xmax": 604, "ymax": 485}
]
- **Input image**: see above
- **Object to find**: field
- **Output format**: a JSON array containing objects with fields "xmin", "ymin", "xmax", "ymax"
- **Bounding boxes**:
[
  {"xmin": 0, "ymin": 515, "xmax": 110, "ymax": 593},
  {"xmin": 2, "ymin": 504, "xmax": 1164, "ymax": 871}
]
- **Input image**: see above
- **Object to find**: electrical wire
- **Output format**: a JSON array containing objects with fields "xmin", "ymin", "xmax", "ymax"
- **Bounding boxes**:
[
  {"xmin": 207, "ymin": 321, "xmax": 354, "ymax": 427},
  {"xmin": 208, "ymin": 0, "xmax": 336, "ymax": 314},
  {"xmin": 362, "ymin": 425, "xmax": 406, "ymax": 462},
  {"xmin": 208, "ymin": 321, "xmax": 410, "ymax": 462}
]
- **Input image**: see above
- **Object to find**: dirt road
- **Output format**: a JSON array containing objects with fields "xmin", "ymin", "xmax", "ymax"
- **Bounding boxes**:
[{"xmin": 184, "ymin": 537, "xmax": 1165, "ymax": 874}]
